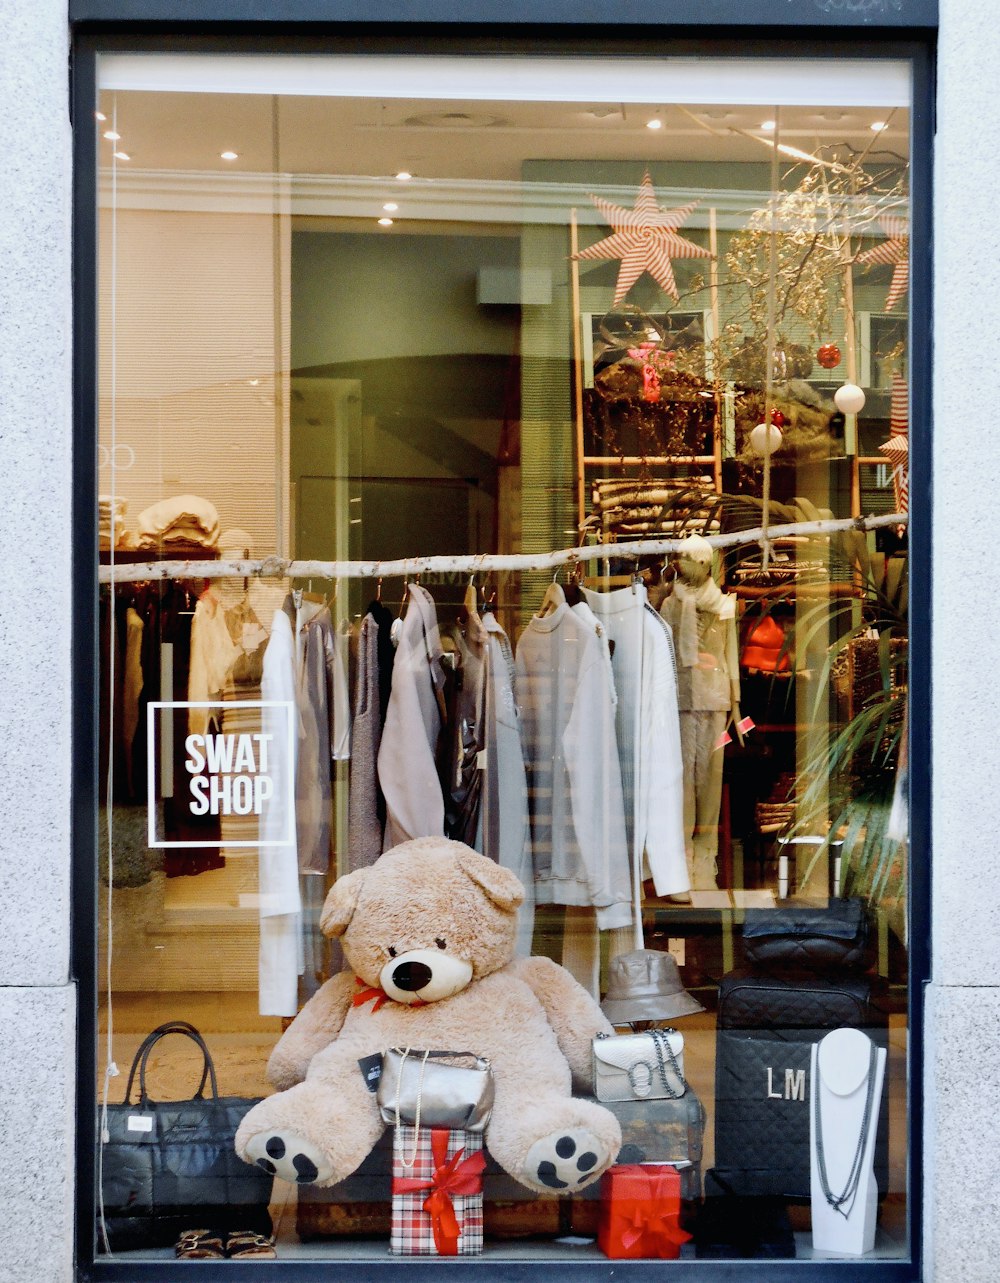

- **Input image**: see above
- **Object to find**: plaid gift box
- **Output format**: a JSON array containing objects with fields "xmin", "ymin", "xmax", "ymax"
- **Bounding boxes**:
[
  {"xmin": 598, "ymin": 1164, "xmax": 691, "ymax": 1260},
  {"xmin": 390, "ymin": 1126, "xmax": 485, "ymax": 1256}
]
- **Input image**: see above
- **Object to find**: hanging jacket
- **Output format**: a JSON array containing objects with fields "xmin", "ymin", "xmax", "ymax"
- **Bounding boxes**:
[
  {"xmin": 378, "ymin": 584, "xmax": 447, "ymax": 849},
  {"xmin": 479, "ymin": 612, "xmax": 534, "ymax": 955},
  {"xmin": 582, "ymin": 585, "xmax": 690, "ymax": 915},
  {"xmin": 347, "ymin": 612, "xmax": 385, "ymax": 870},
  {"xmin": 515, "ymin": 601, "xmax": 632, "ymax": 930}
]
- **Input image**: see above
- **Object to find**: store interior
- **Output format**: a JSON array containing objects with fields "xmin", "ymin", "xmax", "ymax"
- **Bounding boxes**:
[{"xmin": 94, "ymin": 57, "xmax": 910, "ymax": 1262}]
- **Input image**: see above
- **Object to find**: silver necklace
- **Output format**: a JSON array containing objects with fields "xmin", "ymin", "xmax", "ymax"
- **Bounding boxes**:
[{"xmin": 813, "ymin": 1040, "xmax": 878, "ymax": 1219}]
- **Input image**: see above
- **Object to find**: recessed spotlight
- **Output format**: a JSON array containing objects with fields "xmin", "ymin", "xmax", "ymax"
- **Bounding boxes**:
[
  {"xmin": 646, "ymin": 118, "xmax": 663, "ymax": 131},
  {"xmin": 113, "ymin": 151, "xmax": 130, "ymax": 161},
  {"xmin": 870, "ymin": 120, "xmax": 888, "ymax": 132},
  {"xmin": 95, "ymin": 111, "xmax": 107, "ymax": 122},
  {"xmin": 378, "ymin": 217, "xmax": 394, "ymax": 227},
  {"xmin": 248, "ymin": 378, "xmax": 260, "ymax": 386},
  {"xmin": 220, "ymin": 150, "xmax": 239, "ymax": 161},
  {"xmin": 103, "ymin": 129, "xmax": 121, "ymax": 141},
  {"xmin": 382, "ymin": 202, "xmax": 398, "ymax": 212},
  {"xmin": 395, "ymin": 171, "xmax": 413, "ymax": 182},
  {"xmin": 760, "ymin": 120, "xmax": 776, "ymax": 132}
]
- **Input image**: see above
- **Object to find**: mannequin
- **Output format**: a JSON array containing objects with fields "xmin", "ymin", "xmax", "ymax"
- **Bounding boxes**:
[
  {"xmin": 659, "ymin": 533, "xmax": 741, "ymax": 891},
  {"xmin": 809, "ymin": 1027, "xmax": 887, "ymax": 1256}
]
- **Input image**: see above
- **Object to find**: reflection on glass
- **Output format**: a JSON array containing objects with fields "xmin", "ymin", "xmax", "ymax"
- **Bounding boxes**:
[{"xmin": 94, "ymin": 56, "xmax": 911, "ymax": 1265}]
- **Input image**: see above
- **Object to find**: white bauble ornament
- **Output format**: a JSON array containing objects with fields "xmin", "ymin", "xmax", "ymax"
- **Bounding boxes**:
[
  {"xmin": 749, "ymin": 422, "xmax": 783, "ymax": 455},
  {"xmin": 834, "ymin": 383, "xmax": 866, "ymax": 415}
]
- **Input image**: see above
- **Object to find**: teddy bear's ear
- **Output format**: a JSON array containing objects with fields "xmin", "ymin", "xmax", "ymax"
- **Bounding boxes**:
[
  {"xmin": 456, "ymin": 846, "xmax": 525, "ymax": 911},
  {"xmin": 320, "ymin": 867, "xmax": 368, "ymax": 938}
]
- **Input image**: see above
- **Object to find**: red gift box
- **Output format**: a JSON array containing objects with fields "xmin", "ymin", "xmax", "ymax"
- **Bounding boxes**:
[
  {"xmin": 598, "ymin": 1163, "xmax": 692, "ymax": 1260},
  {"xmin": 390, "ymin": 1126, "xmax": 486, "ymax": 1256}
]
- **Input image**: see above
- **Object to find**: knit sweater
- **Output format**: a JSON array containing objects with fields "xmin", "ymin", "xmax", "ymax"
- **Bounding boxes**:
[{"xmin": 515, "ymin": 603, "xmax": 631, "ymax": 929}]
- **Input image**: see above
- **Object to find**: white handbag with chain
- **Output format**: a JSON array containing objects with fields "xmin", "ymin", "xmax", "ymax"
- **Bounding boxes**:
[{"xmin": 592, "ymin": 1028, "xmax": 686, "ymax": 1102}]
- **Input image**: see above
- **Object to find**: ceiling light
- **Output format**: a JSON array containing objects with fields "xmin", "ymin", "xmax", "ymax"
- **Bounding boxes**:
[
  {"xmin": 378, "ymin": 217, "xmax": 394, "ymax": 227},
  {"xmin": 382, "ymin": 202, "xmax": 398, "ymax": 212},
  {"xmin": 220, "ymin": 150, "xmax": 239, "ymax": 161},
  {"xmin": 95, "ymin": 111, "xmax": 107, "ymax": 122},
  {"xmin": 395, "ymin": 171, "xmax": 413, "ymax": 181},
  {"xmin": 646, "ymin": 118, "xmax": 663, "ymax": 131},
  {"xmin": 760, "ymin": 120, "xmax": 776, "ymax": 132},
  {"xmin": 103, "ymin": 129, "xmax": 121, "ymax": 141},
  {"xmin": 870, "ymin": 120, "xmax": 888, "ymax": 132},
  {"xmin": 113, "ymin": 151, "xmax": 130, "ymax": 161}
]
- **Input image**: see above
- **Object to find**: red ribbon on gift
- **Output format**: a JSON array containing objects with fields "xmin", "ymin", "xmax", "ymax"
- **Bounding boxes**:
[
  {"xmin": 620, "ymin": 1199, "xmax": 690, "ymax": 1258},
  {"xmin": 601, "ymin": 1165, "xmax": 692, "ymax": 1260},
  {"xmin": 392, "ymin": 1129, "xmax": 486, "ymax": 1255}
]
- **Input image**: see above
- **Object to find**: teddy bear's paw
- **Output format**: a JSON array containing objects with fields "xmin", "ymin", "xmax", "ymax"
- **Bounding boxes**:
[
  {"xmin": 244, "ymin": 1130, "xmax": 333, "ymax": 1186},
  {"xmin": 525, "ymin": 1128, "xmax": 611, "ymax": 1192}
]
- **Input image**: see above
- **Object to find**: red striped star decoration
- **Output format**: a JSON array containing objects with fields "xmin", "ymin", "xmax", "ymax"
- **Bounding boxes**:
[
  {"xmin": 574, "ymin": 169, "xmax": 711, "ymax": 305},
  {"xmin": 878, "ymin": 372, "xmax": 909, "ymax": 518},
  {"xmin": 856, "ymin": 211, "xmax": 909, "ymax": 312}
]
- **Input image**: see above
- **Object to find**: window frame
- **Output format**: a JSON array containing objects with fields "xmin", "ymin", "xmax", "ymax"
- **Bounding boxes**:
[{"xmin": 71, "ymin": 14, "xmax": 935, "ymax": 1280}]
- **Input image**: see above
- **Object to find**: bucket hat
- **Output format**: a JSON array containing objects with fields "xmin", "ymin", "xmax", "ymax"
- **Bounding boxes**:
[{"xmin": 601, "ymin": 949, "xmax": 705, "ymax": 1023}]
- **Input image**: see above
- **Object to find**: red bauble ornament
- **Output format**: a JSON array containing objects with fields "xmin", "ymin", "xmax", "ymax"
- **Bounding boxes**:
[
  {"xmin": 817, "ymin": 343, "xmax": 842, "ymax": 370},
  {"xmin": 769, "ymin": 409, "xmax": 786, "ymax": 428}
]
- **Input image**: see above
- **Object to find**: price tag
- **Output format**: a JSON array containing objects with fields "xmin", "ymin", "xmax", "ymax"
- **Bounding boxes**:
[{"xmin": 127, "ymin": 1115, "xmax": 154, "ymax": 1133}]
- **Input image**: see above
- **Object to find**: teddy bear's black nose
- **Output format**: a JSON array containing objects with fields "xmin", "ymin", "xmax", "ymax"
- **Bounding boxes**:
[{"xmin": 392, "ymin": 960, "xmax": 433, "ymax": 991}]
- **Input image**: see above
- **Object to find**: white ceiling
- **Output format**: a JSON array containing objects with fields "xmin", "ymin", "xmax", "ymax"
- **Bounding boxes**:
[{"xmin": 97, "ymin": 89, "xmax": 909, "ymax": 182}]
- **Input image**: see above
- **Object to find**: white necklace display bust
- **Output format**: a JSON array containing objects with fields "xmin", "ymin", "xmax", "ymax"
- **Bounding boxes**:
[{"xmin": 810, "ymin": 1026, "xmax": 887, "ymax": 1256}]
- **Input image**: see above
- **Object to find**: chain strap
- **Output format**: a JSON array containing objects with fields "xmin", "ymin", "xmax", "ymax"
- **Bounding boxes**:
[
  {"xmin": 649, "ymin": 1027, "xmax": 686, "ymax": 1099},
  {"xmin": 394, "ymin": 1047, "xmax": 430, "ymax": 1170},
  {"xmin": 813, "ymin": 1040, "xmax": 879, "ymax": 1218}
]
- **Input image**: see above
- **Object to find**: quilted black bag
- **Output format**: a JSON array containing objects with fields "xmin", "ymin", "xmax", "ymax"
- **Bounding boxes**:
[
  {"xmin": 713, "ymin": 971, "xmax": 889, "ymax": 1199},
  {"xmin": 742, "ymin": 897, "xmax": 874, "ymax": 972},
  {"xmin": 98, "ymin": 1021, "xmax": 272, "ymax": 1252}
]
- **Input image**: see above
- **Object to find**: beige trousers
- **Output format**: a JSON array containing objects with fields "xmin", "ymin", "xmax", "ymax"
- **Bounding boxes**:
[{"xmin": 679, "ymin": 710, "xmax": 728, "ymax": 890}]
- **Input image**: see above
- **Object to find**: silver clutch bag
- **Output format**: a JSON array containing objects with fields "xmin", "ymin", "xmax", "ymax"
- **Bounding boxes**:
[
  {"xmin": 592, "ymin": 1028, "xmax": 686, "ymax": 1102},
  {"xmin": 377, "ymin": 1047, "xmax": 495, "ymax": 1133}
]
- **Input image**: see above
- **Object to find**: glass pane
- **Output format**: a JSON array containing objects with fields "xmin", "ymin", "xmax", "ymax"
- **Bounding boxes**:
[{"xmin": 93, "ymin": 52, "xmax": 912, "ymax": 1265}]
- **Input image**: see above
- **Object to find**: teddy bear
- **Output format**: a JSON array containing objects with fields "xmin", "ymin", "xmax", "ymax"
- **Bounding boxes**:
[{"xmin": 235, "ymin": 837, "xmax": 622, "ymax": 1196}]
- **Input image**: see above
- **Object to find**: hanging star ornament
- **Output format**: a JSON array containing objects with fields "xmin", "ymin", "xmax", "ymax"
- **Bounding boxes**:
[
  {"xmin": 574, "ymin": 169, "xmax": 712, "ymax": 305},
  {"xmin": 856, "ymin": 211, "xmax": 909, "ymax": 311}
]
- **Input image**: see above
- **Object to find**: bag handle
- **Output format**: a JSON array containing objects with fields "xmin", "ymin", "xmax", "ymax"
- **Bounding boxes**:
[
  {"xmin": 648, "ymin": 1027, "xmax": 687, "ymax": 1100},
  {"xmin": 126, "ymin": 1021, "xmax": 220, "ymax": 1107},
  {"xmin": 394, "ymin": 1047, "xmax": 430, "ymax": 1170},
  {"xmin": 123, "ymin": 1021, "xmax": 210, "ymax": 1105}
]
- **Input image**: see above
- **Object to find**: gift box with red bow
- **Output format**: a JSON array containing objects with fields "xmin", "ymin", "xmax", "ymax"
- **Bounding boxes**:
[
  {"xmin": 598, "ymin": 1163, "xmax": 692, "ymax": 1260},
  {"xmin": 390, "ymin": 1126, "xmax": 486, "ymax": 1256}
]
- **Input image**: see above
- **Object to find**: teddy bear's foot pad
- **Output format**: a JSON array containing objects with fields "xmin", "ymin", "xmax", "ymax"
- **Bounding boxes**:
[
  {"xmin": 244, "ymin": 1131, "xmax": 333, "ymax": 1185},
  {"xmin": 526, "ymin": 1128, "xmax": 609, "ymax": 1191}
]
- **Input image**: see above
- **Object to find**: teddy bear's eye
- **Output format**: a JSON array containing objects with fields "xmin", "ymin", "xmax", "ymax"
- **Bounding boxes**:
[
  {"xmin": 435, "ymin": 938, "xmax": 447, "ymax": 950},
  {"xmin": 387, "ymin": 946, "xmax": 397, "ymax": 958}
]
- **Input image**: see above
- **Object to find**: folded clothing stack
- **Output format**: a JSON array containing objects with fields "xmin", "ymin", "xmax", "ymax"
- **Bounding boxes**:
[
  {"xmin": 587, "ymin": 477, "xmax": 722, "ymax": 542},
  {"xmin": 136, "ymin": 494, "xmax": 220, "ymax": 550},
  {"xmin": 98, "ymin": 495, "xmax": 127, "ymax": 549}
]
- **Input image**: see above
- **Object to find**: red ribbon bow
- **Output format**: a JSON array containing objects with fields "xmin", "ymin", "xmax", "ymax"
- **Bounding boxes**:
[
  {"xmin": 392, "ymin": 1128, "xmax": 486, "ymax": 1255},
  {"xmin": 604, "ymin": 1166, "xmax": 692, "ymax": 1259},
  {"xmin": 620, "ymin": 1201, "xmax": 690, "ymax": 1258},
  {"xmin": 352, "ymin": 976, "xmax": 390, "ymax": 1012}
]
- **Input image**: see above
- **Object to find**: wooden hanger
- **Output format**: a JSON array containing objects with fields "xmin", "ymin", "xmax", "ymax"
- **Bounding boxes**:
[
  {"xmin": 537, "ymin": 569, "xmax": 566, "ymax": 617},
  {"xmin": 464, "ymin": 575, "xmax": 481, "ymax": 630}
]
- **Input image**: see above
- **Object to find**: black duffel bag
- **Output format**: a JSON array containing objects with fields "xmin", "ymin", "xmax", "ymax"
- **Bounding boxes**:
[
  {"xmin": 98, "ymin": 1021, "xmax": 273, "ymax": 1253},
  {"xmin": 741, "ymin": 897, "xmax": 874, "ymax": 973}
]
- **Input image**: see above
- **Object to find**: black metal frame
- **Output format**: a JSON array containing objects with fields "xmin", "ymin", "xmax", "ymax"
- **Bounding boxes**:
[{"xmin": 70, "ymin": 7, "xmax": 935, "ymax": 1280}]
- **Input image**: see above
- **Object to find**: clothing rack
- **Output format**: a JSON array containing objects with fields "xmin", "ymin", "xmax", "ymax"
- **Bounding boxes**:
[{"xmin": 98, "ymin": 511, "xmax": 907, "ymax": 585}]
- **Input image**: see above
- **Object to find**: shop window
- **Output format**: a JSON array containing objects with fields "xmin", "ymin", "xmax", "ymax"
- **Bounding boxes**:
[{"xmin": 87, "ymin": 48, "xmax": 915, "ymax": 1270}]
